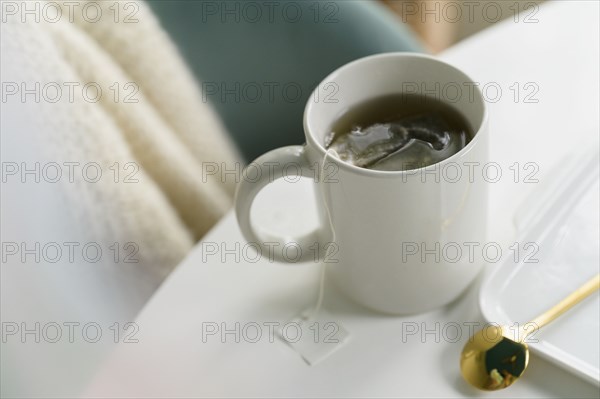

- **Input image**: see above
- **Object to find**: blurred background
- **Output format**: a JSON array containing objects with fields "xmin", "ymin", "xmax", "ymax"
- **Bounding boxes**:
[{"xmin": 382, "ymin": 0, "xmax": 545, "ymax": 52}]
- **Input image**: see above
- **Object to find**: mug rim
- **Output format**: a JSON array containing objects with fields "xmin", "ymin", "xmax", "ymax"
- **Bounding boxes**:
[{"xmin": 303, "ymin": 52, "xmax": 489, "ymax": 177}]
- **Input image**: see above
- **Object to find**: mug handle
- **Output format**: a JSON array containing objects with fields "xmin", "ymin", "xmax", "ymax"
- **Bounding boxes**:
[{"xmin": 234, "ymin": 145, "xmax": 331, "ymax": 263}]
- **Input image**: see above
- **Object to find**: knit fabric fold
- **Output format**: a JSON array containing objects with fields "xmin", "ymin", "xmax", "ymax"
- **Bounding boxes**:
[{"xmin": 2, "ymin": 0, "xmax": 242, "ymax": 276}]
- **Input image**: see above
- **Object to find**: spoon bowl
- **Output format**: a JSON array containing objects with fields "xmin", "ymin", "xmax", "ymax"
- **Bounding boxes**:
[{"xmin": 460, "ymin": 325, "xmax": 528, "ymax": 390}]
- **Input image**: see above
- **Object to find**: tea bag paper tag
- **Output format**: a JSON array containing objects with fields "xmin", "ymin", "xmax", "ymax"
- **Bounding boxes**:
[{"xmin": 277, "ymin": 308, "xmax": 350, "ymax": 365}]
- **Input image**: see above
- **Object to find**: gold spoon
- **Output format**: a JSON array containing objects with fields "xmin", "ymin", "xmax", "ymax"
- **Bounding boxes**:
[{"xmin": 460, "ymin": 273, "xmax": 600, "ymax": 391}]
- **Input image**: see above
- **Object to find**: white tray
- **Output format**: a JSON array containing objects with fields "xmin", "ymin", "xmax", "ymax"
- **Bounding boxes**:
[{"xmin": 480, "ymin": 151, "xmax": 600, "ymax": 385}]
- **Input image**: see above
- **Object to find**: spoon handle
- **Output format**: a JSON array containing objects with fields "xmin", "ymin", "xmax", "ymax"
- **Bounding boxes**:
[{"xmin": 525, "ymin": 273, "xmax": 600, "ymax": 338}]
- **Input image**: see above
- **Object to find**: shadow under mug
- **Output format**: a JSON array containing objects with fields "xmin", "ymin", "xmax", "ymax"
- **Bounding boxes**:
[{"xmin": 235, "ymin": 53, "xmax": 488, "ymax": 314}]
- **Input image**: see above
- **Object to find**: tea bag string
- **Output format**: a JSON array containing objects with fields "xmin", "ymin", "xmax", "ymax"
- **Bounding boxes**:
[{"xmin": 303, "ymin": 148, "xmax": 339, "ymax": 320}]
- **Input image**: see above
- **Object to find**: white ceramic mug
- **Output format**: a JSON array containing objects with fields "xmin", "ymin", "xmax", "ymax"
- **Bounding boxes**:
[{"xmin": 235, "ymin": 53, "xmax": 488, "ymax": 314}]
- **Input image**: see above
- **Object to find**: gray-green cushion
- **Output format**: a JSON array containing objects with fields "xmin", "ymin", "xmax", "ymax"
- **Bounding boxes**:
[{"xmin": 147, "ymin": 0, "xmax": 423, "ymax": 160}]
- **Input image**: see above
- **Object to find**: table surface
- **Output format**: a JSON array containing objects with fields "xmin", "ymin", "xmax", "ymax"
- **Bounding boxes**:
[{"xmin": 85, "ymin": 2, "xmax": 600, "ymax": 397}]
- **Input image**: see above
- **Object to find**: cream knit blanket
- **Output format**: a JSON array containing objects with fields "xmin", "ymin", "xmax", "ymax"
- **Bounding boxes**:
[{"xmin": 2, "ymin": 1, "xmax": 241, "ymax": 278}]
